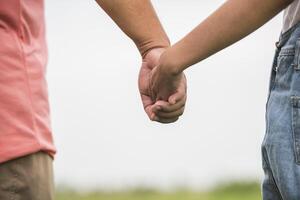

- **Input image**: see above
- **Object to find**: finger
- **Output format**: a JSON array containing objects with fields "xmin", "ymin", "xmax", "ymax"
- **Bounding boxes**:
[
  {"xmin": 141, "ymin": 94, "xmax": 155, "ymax": 120},
  {"xmin": 141, "ymin": 94, "xmax": 153, "ymax": 109},
  {"xmin": 145, "ymin": 105, "xmax": 156, "ymax": 120},
  {"xmin": 168, "ymin": 74, "xmax": 187, "ymax": 104},
  {"xmin": 138, "ymin": 62, "xmax": 151, "ymax": 92},
  {"xmin": 153, "ymin": 117, "xmax": 179, "ymax": 124},
  {"xmin": 156, "ymin": 106, "xmax": 185, "ymax": 119},
  {"xmin": 168, "ymin": 90, "xmax": 185, "ymax": 105},
  {"xmin": 153, "ymin": 96, "xmax": 186, "ymax": 113}
]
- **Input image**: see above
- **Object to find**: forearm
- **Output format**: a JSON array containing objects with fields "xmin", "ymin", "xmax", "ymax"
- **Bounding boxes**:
[
  {"xmin": 96, "ymin": 0, "xmax": 170, "ymax": 57},
  {"xmin": 161, "ymin": 0, "xmax": 293, "ymax": 74}
]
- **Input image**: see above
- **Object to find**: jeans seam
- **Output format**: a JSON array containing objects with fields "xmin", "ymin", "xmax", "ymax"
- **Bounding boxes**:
[
  {"xmin": 262, "ymin": 148, "xmax": 284, "ymax": 200},
  {"xmin": 293, "ymin": 39, "xmax": 300, "ymax": 70},
  {"xmin": 291, "ymin": 96, "xmax": 300, "ymax": 165}
]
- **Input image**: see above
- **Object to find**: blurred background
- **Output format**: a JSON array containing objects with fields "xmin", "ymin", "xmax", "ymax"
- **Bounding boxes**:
[{"xmin": 45, "ymin": 0, "xmax": 284, "ymax": 199}]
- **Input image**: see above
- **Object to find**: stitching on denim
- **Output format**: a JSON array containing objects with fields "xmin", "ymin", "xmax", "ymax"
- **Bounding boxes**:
[
  {"xmin": 293, "ymin": 40, "xmax": 300, "ymax": 70},
  {"xmin": 292, "ymin": 106, "xmax": 300, "ymax": 164},
  {"xmin": 279, "ymin": 48, "xmax": 295, "ymax": 56},
  {"xmin": 261, "ymin": 148, "xmax": 284, "ymax": 200},
  {"xmin": 291, "ymin": 96, "xmax": 300, "ymax": 165},
  {"xmin": 269, "ymin": 48, "xmax": 280, "ymax": 92}
]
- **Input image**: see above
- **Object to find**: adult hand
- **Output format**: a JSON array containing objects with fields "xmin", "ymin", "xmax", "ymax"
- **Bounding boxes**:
[{"xmin": 138, "ymin": 48, "xmax": 187, "ymax": 123}]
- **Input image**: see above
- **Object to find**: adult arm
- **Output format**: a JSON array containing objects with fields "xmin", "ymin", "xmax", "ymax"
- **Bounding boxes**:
[{"xmin": 95, "ymin": 0, "xmax": 170, "ymax": 57}]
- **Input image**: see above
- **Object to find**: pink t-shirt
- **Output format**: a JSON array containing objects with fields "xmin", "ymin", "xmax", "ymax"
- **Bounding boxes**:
[{"xmin": 0, "ymin": 0, "xmax": 56, "ymax": 163}]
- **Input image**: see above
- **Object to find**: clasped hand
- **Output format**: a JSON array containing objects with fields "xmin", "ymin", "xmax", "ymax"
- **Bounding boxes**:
[{"xmin": 138, "ymin": 48, "xmax": 187, "ymax": 124}]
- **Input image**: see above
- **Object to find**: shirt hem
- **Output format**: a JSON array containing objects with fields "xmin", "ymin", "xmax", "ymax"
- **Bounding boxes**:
[{"xmin": 0, "ymin": 142, "xmax": 56, "ymax": 164}]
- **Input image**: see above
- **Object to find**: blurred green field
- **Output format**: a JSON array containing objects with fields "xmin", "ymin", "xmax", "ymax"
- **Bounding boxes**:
[{"xmin": 56, "ymin": 182, "xmax": 261, "ymax": 200}]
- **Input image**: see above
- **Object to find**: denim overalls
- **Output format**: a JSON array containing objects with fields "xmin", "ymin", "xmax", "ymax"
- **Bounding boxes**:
[{"xmin": 262, "ymin": 22, "xmax": 300, "ymax": 199}]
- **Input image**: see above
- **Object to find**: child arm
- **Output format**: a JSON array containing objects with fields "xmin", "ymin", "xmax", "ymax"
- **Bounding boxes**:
[
  {"xmin": 149, "ymin": 0, "xmax": 293, "ymax": 106},
  {"xmin": 159, "ymin": 0, "xmax": 293, "ymax": 74}
]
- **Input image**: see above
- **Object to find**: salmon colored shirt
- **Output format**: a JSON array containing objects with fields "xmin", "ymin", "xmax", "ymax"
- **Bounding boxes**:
[{"xmin": 0, "ymin": 0, "xmax": 56, "ymax": 163}]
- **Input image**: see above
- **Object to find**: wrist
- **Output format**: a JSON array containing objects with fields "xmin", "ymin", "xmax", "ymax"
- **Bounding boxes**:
[
  {"xmin": 137, "ymin": 37, "xmax": 170, "ymax": 59},
  {"xmin": 158, "ymin": 47, "xmax": 183, "ymax": 76}
]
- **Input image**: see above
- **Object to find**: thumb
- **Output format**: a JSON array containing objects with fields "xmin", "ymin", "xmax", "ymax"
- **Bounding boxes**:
[
  {"xmin": 168, "ymin": 94, "xmax": 177, "ymax": 105},
  {"xmin": 168, "ymin": 73, "xmax": 186, "ymax": 105}
]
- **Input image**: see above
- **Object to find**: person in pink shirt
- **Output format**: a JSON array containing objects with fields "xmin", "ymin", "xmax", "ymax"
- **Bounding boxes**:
[{"xmin": 0, "ymin": 0, "xmax": 186, "ymax": 199}]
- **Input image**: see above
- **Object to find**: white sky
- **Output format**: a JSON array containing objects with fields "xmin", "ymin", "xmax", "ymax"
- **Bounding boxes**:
[{"xmin": 45, "ymin": 0, "xmax": 283, "ymax": 190}]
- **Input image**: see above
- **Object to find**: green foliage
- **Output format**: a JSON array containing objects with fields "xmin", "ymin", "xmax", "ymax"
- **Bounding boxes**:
[
  {"xmin": 55, "ymin": 181, "xmax": 261, "ymax": 200},
  {"xmin": 210, "ymin": 181, "xmax": 261, "ymax": 200}
]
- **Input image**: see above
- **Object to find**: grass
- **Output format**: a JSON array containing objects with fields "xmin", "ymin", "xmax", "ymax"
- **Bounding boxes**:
[{"xmin": 56, "ymin": 181, "xmax": 261, "ymax": 200}]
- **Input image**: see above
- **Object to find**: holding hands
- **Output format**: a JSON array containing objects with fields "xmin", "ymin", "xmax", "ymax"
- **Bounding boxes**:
[
  {"xmin": 97, "ymin": 0, "xmax": 292, "ymax": 124},
  {"xmin": 97, "ymin": 0, "xmax": 188, "ymax": 123},
  {"xmin": 138, "ymin": 48, "xmax": 187, "ymax": 123}
]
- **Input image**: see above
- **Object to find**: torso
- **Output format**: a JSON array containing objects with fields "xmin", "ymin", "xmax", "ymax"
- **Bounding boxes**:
[{"xmin": 0, "ymin": 0, "xmax": 56, "ymax": 163}]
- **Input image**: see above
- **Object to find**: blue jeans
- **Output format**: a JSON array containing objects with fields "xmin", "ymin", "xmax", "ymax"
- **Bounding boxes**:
[{"xmin": 262, "ymin": 22, "xmax": 300, "ymax": 200}]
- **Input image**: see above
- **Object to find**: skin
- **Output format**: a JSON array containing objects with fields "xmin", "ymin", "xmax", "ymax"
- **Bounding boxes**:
[
  {"xmin": 95, "ymin": 0, "xmax": 187, "ymax": 123},
  {"xmin": 139, "ymin": 48, "xmax": 187, "ymax": 123},
  {"xmin": 150, "ymin": 0, "xmax": 294, "ymax": 101}
]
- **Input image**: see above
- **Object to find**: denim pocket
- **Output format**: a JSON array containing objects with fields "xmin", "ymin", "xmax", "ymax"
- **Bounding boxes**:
[
  {"xmin": 293, "ymin": 39, "xmax": 300, "ymax": 70},
  {"xmin": 273, "ymin": 47, "xmax": 296, "ymax": 91},
  {"xmin": 291, "ymin": 96, "xmax": 300, "ymax": 164},
  {"xmin": 277, "ymin": 46, "xmax": 295, "ymax": 73}
]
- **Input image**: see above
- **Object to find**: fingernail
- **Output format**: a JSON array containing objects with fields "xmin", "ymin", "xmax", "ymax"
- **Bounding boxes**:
[{"xmin": 151, "ymin": 114, "xmax": 155, "ymax": 120}]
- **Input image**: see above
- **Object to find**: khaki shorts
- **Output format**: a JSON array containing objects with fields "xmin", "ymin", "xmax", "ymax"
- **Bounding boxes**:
[{"xmin": 0, "ymin": 151, "xmax": 55, "ymax": 200}]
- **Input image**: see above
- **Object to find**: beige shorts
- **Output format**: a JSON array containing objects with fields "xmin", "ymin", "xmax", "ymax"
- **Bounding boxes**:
[{"xmin": 0, "ymin": 151, "xmax": 55, "ymax": 200}]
